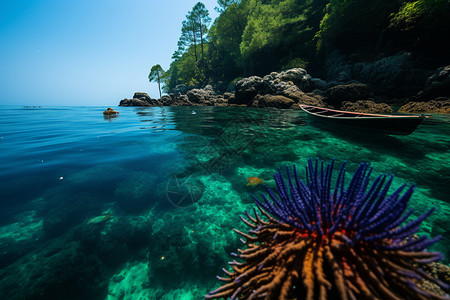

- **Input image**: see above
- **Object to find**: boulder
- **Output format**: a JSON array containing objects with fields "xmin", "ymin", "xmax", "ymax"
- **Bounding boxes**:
[
  {"xmin": 414, "ymin": 65, "xmax": 450, "ymax": 101},
  {"xmin": 399, "ymin": 98, "xmax": 450, "ymax": 114},
  {"xmin": 263, "ymin": 68, "xmax": 314, "ymax": 91},
  {"xmin": 223, "ymin": 92, "xmax": 233, "ymax": 100},
  {"xmin": 261, "ymin": 79, "xmax": 325, "ymax": 107},
  {"xmin": 325, "ymin": 83, "xmax": 370, "ymax": 107},
  {"xmin": 234, "ymin": 76, "xmax": 264, "ymax": 105},
  {"xmin": 255, "ymin": 94, "xmax": 295, "ymax": 109},
  {"xmin": 103, "ymin": 107, "xmax": 120, "ymax": 117},
  {"xmin": 309, "ymin": 78, "xmax": 330, "ymax": 91},
  {"xmin": 325, "ymin": 50, "xmax": 431, "ymax": 97},
  {"xmin": 171, "ymin": 94, "xmax": 192, "ymax": 106},
  {"xmin": 119, "ymin": 92, "xmax": 161, "ymax": 106},
  {"xmin": 186, "ymin": 88, "xmax": 212, "ymax": 103},
  {"xmin": 160, "ymin": 95, "xmax": 174, "ymax": 106},
  {"xmin": 340, "ymin": 100, "xmax": 394, "ymax": 114},
  {"xmin": 133, "ymin": 92, "xmax": 152, "ymax": 102},
  {"xmin": 213, "ymin": 96, "xmax": 227, "ymax": 106},
  {"xmin": 119, "ymin": 98, "xmax": 152, "ymax": 106}
]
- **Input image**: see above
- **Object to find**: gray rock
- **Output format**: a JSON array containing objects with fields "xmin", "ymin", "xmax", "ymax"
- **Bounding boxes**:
[
  {"xmin": 263, "ymin": 68, "xmax": 316, "ymax": 92},
  {"xmin": 277, "ymin": 68, "xmax": 312, "ymax": 90},
  {"xmin": 340, "ymin": 100, "xmax": 393, "ymax": 114},
  {"xmin": 234, "ymin": 76, "xmax": 264, "ymax": 105},
  {"xmin": 325, "ymin": 50, "xmax": 352, "ymax": 82},
  {"xmin": 186, "ymin": 85, "xmax": 221, "ymax": 105},
  {"xmin": 310, "ymin": 78, "xmax": 330, "ymax": 91},
  {"xmin": 415, "ymin": 65, "xmax": 450, "ymax": 101},
  {"xmin": 325, "ymin": 83, "xmax": 370, "ymax": 107},
  {"xmin": 160, "ymin": 95, "xmax": 173, "ymax": 106},
  {"xmin": 119, "ymin": 98, "xmax": 152, "ymax": 106},
  {"xmin": 325, "ymin": 50, "xmax": 431, "ymax": 97},
  {"xmin": 133, "ymin": 92, "xmax": 152, "ymax": 102}
]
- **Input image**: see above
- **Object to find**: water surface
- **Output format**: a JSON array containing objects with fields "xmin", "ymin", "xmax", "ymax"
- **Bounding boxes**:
[{"xmin": 0, "ymin": 106, "xmax": 449, "ymax": 299}]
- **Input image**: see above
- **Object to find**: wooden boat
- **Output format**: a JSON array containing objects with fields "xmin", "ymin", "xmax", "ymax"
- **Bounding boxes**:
[{"xmin": 299, "ymin": 104, "xmax": 427, "ymax": 135}]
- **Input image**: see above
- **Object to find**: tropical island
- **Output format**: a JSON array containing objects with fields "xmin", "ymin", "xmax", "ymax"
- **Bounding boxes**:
[{"xmin": 120, "ymin": 0, "xmax": 450, "ymax": 114}]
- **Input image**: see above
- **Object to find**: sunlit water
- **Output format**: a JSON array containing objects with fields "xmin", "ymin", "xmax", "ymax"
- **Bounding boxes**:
[{"xmin": 0, "ymin": 106, "xmax": 449, "ymax": 299}]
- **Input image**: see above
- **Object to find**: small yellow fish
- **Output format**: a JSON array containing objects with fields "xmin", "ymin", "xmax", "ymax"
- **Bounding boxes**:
[
  {"xmin": 87, "ymin": 213, "xmax": 112, "ymax": 224},
  {"xmin": 246, "ymin": 177, "xmax": 265, "ymax": 187}
]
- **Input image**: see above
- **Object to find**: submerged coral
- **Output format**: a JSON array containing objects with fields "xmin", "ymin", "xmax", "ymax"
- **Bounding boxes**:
[{"xmin": 206, "ymin": 159, "xmax": 449, "ymax": 300}]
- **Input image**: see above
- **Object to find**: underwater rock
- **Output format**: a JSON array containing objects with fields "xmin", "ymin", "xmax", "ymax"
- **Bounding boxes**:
[
  {"xmin": 40, "ymin": 189, "xmax": 104, "ymax": 238},
  {"xmin": 149, "ymin": 210, "xmax": 232, "ymax": 289},
  {"xmin": 0, "ymin": 240, "xmax": 106, "ymax": 299},
  {"xmin": 114, "ymin": 172, "xmax": 159, "ymax": 213},
  {"xmin": 66, "ymin": 164, "xmax": 127, "ymax": 192},
  {"xmin": 340, "ymin": 100, "xmax": 394, "ymax": 114}
]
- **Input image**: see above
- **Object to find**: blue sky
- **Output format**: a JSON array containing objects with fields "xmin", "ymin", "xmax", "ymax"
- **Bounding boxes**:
[{"xmin": 0, "ymin": 0, "xmax": 220, "ymax": 106}]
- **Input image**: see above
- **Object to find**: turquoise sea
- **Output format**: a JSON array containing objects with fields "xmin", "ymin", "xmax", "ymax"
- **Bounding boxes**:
[{"xmin": 0, "ymin": 105, "xmax": 449, "ymax": 299}]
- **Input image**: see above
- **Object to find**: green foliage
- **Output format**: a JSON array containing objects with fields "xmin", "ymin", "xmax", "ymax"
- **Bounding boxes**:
[
  {"xmin": 207, "ymin": 2, "xmax": 247, "ymax": 82},
  {"xmin": 389, "ymin": 0, "xmax": 448, "ymax": 30},
  {"xmin": 239, "ymin": 0, "xmax": 312, "ymax": 59},
  {"xmin": 215, "ymin": 0, "xmax": 238, "ymax": 13},
  {"xmin": 315, "ymin": 0, "xmax": 403, "ymax": 54},
  {"xmin": 148, "ymin": 64, "xmax": 164, "ymax": 82},
  {"xmin": 176, "ymin": 2, "xmax": 211, "ymax": 63},
  {"xmin": 280, "ymin": 57, "xmax": 308, "ymax": 70},
  {"xmin": 148, "ymin": 64, "xmax": 165, "ymax": 98},
  {"xmin": 162, "ymin": 0, "xmax": 449, "ymax": 94}
]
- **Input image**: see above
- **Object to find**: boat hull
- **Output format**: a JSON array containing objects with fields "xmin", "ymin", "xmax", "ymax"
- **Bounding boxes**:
[{"xmin": 300, "ymin": 105, "xmax": 425, "ymax": 135}]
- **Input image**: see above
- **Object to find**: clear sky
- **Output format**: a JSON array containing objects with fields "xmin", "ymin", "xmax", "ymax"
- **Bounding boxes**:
[{"xmin": 0, "ymin": 0, "xmax": 220, "ymax": 106}]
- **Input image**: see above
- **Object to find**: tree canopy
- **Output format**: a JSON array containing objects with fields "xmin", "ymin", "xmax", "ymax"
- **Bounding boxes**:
[
  {"xmin": 148, "ymin": 64, "xmax": 165, "ymax": 98},
  {"xmin": 161, "ymin": 0, "xmax": 450, "ymax": 94}
]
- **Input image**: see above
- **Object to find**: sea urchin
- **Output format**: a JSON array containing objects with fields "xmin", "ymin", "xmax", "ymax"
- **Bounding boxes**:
[{"xmin": 206, "ymin": 159, "xmax": 449, "ymax": 300}]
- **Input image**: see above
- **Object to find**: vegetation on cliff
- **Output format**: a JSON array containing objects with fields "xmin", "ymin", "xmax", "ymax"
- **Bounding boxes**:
[{"xmin": 160, "ymin": 0, "xmax": 450, "ymax": 94}]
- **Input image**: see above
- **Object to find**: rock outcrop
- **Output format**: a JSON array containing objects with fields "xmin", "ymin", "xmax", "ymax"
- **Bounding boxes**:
[
  {"xmin": 325, "ymin": 51, "xmax": 431, "ymax": 97},
  {"xmin": 103, "ymin": 107, "xmax": 120, "ymax": 117},
  {"xmin": 340, "ymin": 100, "xmax": 394, "ymax": 114},
  {"xmin": 325, "ymin": 83, "xmax": 370, "ymax": 107},
  {"xmin": 399, "ymin": 98, "xmax": 450, "ymax": 114},
  {"xmin": 254, "ymin": 94, "xmax": 295, "ymax": 109},
  {"xmin": 413, "ymin": 65, "xmax": 450, "ymax": 101},
  {"xmin": 119, "ymin": 92, "xmax": 160, "ymax": 107},
  {"xmin": 233, "ymin": 76, "xmax": 264, "ymax": 105},
  {"xmin": 118, "ymin": 66, "xmax": 450, "ymax": 114}
]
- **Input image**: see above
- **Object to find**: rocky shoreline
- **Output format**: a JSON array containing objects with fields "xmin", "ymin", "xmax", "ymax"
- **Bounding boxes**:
[{"xmin": 120, "ymin": 56, "xmax": 450, "ymax": 114}]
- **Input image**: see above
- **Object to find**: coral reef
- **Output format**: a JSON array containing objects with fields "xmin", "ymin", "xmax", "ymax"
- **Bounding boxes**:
[{"xmin": 206, "ymin": 159, "xmax": 449, "ymax": 300}]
